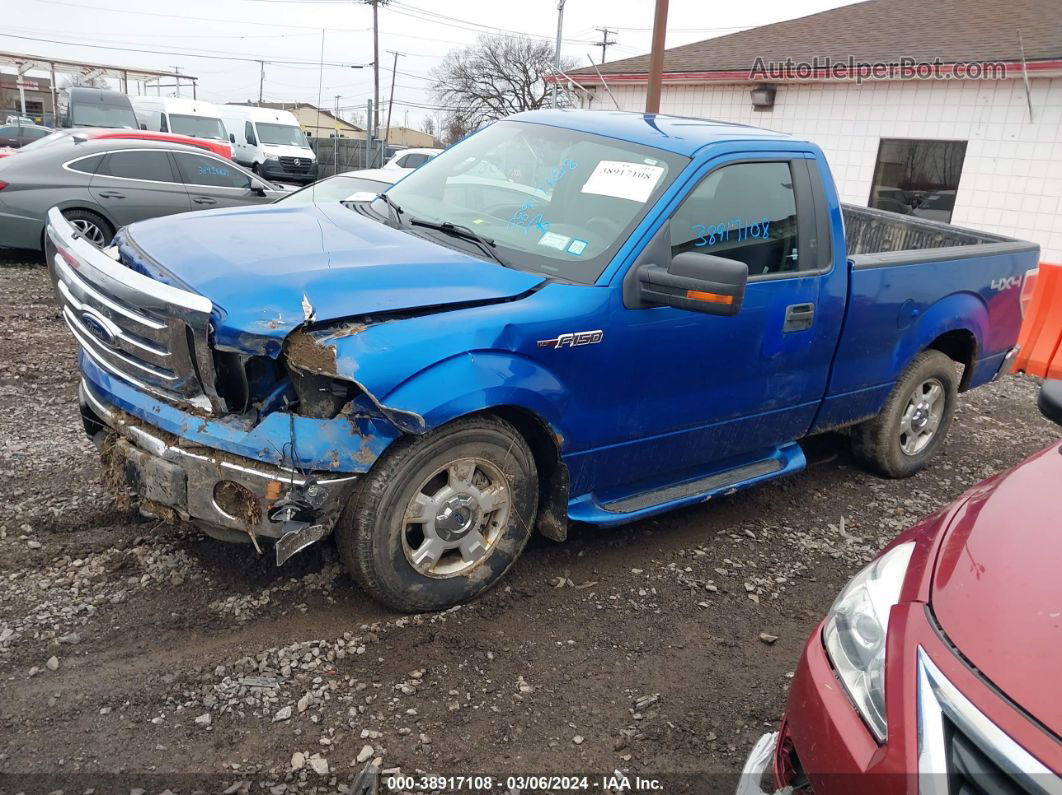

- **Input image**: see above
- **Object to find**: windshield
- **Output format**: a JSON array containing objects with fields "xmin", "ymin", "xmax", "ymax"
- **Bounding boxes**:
[
  {"xmin": 279, "ymin": 174, "xmax": 391, "ymax": 204},
  {"xmin": 168, "ymin": 114, "xmax": 227, "ymax": 141},
  {"xmin": 380, "ymin": 120, "xmax": 687, "ymax": 283},
  {"xmin": 257, "ymin": 122, "xmax": 308, "ymax": 148},
  {"xmin": 71, "ymin": 104, "xmax": 138, "ymax": 130}
]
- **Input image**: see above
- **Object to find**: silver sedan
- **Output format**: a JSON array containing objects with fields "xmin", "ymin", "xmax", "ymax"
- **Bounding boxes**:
[{"xmin": 0, "ymin": 136, "xmax": 283, "ymax": 251}]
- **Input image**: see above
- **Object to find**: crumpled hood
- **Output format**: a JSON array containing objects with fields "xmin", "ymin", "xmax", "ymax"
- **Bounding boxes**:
[
  {"xmin": 117, "ymin": 202, "xmax": 545, "ymax": 354},
  {"xmin": 930, "ymin": 442, "xmax": 1062, "ymax": 738}
]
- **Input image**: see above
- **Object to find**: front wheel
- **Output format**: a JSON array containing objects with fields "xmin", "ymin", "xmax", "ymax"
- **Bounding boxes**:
[
  {"xmin": 62, "ymin": 209, "xmax": 113, "ymax": 248},
  {"xmin": 850, "ymin": 350, "xmax": 958, "ymax": 478},
  {"xmin": 335, "ymin": 416, "xmax": 538, "ymax": 612}
]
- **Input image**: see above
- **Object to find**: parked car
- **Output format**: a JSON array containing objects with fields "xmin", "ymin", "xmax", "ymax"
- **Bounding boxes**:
[
  {"xmin": 0, "ymin": 127, "xmax": 233, "ymax": 160},
  {"xmin": 218, "ymin": 104, "xmax": 318, "ymax": 184},
  {"xmin": 131, "ymin": 97, "xmax": 230, "ymax": 147},
  {"xmin": 6, "ymin": 114, "xmax": 37, "ymax": 125},
  {"xmin": 0, "ymin": 123, "xmax": 51, "ymax": 149},
  {"xmin": 57, "ymin": 87, "xmax": 138, "ymax": 130},
  {"xmin": 46, "ymin": 109, "xmax": 1038, "ymax": 612},
  {"xmin": 276, "ymin": 168, "xmax": 397, "ymax": 204},
  {"xmin": 382, "ymin": 146, "xmax": 441, "ymax": 173},
  {"xmin": 1, "ymin": 137, "xmax": 281, "ymax": 251},
  {"xmin": 740, "ymin": 379, "xmax": 1062, "ymax": 794}
]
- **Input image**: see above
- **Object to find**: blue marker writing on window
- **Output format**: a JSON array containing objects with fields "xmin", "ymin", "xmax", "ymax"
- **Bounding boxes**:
[{"xmin": 693, "ymin": 217, "xmax": 770, "ymax": 247}]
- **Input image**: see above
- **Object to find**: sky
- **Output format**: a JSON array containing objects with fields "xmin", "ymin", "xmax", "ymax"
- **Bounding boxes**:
[{"xmin": 3, "ymin": 0, "xmax": 865, "ymax": 130}]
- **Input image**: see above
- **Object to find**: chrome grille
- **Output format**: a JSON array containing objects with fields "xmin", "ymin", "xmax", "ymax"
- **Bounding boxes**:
[{"xmin": 45, "ymin": 207, "xmax": 221, "ymax": 413}]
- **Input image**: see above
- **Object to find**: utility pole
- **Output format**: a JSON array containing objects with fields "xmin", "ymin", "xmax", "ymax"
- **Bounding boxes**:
[
  {"xmin": 173, "ymin": 66, "xmax": 182, "ymax": 97},
  {"xmin": 384, "ymin": 50, "xmax": 404, "ymax": 147},
  {"xmin": 257, "ymin": 60, "xmax": 265, "ymax": 106},
  {"xmin": 645, "ymin": 0, "xmax": 669, "ymax": 114},
  {"xmin": 334, "ymin": 94, "xmax": 341, "ymax": 173},
  {"xmin": 593, "ymin": 26, "xmax": 617, "ymax": 64},
  {"xmin": 360, "ymin": 0, "xmax": 390, "ymax": 136},
  {"xmin": 552, "ymin": 0, "xmax": 566, "ymax": 108}
]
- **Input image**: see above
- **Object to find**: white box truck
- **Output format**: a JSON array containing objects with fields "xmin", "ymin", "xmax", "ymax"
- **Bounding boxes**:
[{"xmin": 218, "ymin": 105, "xmax": 318, "ymax": 185}]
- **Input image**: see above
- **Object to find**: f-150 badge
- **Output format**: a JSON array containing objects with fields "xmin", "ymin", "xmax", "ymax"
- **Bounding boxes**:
[{"xmin": 537, "ymin": 330, "xmax": 604, "ymax": 349}]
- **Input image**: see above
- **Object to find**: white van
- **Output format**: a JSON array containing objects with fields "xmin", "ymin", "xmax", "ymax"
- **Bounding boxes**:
[
  {"xmin": 218, "ymin": 105, "xmax": 318, "ymax": 185},
  {"xmin": 130, "ymin": 97, "xmax": 230, "ymax": 144}
]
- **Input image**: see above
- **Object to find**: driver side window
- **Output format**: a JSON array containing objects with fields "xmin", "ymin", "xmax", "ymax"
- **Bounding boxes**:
[{"xmin": 671, "ymin": 161, "xmax": 802, "ymax": 277}]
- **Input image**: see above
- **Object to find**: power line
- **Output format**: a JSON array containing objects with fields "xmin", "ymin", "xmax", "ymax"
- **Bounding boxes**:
[
  {"xmin": 36, "ymin": 0, "xmax": 371, "ymax": 31},
  {"xmin": 388, "ymin": 1, "xmax": 599, "ymax": 45},
  {"xmin": 0, "ymin": 31, "xmax": 369, "ymax": 68}
]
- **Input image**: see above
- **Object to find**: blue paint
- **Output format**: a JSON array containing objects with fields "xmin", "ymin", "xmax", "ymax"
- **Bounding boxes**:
[
  {"xmin": 197, "ymin": 165, "xmax": 230, "ymax": 177},
  {"xmin": 88, "ymin": 109, "xmax": 1035, "ymax": 528}
]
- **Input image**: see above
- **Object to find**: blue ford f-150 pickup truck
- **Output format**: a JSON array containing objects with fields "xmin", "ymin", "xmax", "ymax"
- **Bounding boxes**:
[{"xmin": 46, "ymin": 110, "xmax": 1039, "ymax": 612}]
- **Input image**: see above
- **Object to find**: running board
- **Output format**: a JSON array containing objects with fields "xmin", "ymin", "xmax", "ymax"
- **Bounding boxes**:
[{"xmin": 568, "ymin": 443, "xmax": 806, "ymax": 526}]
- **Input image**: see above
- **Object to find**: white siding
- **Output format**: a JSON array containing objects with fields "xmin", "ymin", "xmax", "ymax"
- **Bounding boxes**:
[{"xmin": 591, "ymin": 78, "xmax": 1062, "ymax": 262}]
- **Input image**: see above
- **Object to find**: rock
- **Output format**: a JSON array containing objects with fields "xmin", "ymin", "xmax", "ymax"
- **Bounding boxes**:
[
  {"xmin": 356, "ymin": 745, "xmax": 374, "ymax": 763},
  {"xmin": 45, "ymin": 656, "xmax": 60, "ymax": 671},
  {"xmin": 758, "ymin": 632, "xmax": 779, "ymax": 645},
  {"xmin": 272, "ymin": 706, "xmax": 292, "ymax": 722},
  {"xmin": 27, "ymin": 539, "xmax": 42, "ymax": 549},
  {"xmin": 419, "ymin": 733, "xmax": 431, "ymax": 745},
  {"xmin": 572, "ymin": 735, "xmax": 584, "ymax": 745},
  {"xmin": 195, "ymin": 713, "xmax": 211, "ymax": 726},
  {"xmin": 58, "ymin": 632, "xmax": 81, "ymax": 645},
  {"xmin": 291, "ymin": 752, "xmax": 305, "ymax": 771},
  {"xmin": 308, "ymin": 754, "xmax": 329, "ymax": 775},
  {"xmin": 297, "ymin": 693, "xmax": 311, "ymax": 713},
  {"xmin": 633, "ymin": 694, "xmax": 658, "ymax": 711}
]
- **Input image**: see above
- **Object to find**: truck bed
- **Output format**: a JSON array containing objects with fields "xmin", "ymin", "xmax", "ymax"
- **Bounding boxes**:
[
  {"xmin": 813, "ymin": 204, "xmax": 1041, "ymax": 433},
  {"xmin": 842, "ymin": 204, "xmax": 1027, "ymax": 262}
]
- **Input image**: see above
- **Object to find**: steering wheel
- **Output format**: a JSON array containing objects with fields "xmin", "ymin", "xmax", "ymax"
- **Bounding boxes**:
[{"xmin": 584, "ymin": 216, "xmax": 623, "ymax": 239}]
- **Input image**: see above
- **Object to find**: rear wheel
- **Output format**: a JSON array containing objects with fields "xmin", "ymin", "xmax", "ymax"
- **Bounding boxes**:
[
  {"xmin": 850, "ymin": 350, "xmax": 958, "ymax": 478},
  {"xmin": 335, "ymin": 416, "xmax": 538, "ymax": 612},
  {"xmin": 62, "ymin": 209, "xmax": 113, "ymax": 248}
]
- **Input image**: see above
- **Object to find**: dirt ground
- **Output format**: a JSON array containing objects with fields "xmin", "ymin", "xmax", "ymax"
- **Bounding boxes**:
[{"xmin": 0, "ymin": 252, "xmax": 1058, "ymax": 795}]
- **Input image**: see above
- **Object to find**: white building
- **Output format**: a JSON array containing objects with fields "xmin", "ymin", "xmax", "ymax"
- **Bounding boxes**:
[{"xmin": 569, "ymin": 0, "xmax": 1062, "ymax": 263}]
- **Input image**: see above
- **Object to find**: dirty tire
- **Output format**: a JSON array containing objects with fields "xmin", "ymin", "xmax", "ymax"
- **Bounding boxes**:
[
  {"xmin": 336, "ymin": 415, "xmax": 538, "ymax": 613},
  {"xmin": 61, "ymin": 208, "xmax": 114, "ymax": 248},
  {"xmin": 850, "ymin": 350, "xmax": 958, "ymax": 478}
]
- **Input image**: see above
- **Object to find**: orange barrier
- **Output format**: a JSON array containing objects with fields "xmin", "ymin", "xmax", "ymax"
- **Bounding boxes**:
[{"xmin": 1013, "ymin": 263, "xmax": 1062, "ymax": 379}]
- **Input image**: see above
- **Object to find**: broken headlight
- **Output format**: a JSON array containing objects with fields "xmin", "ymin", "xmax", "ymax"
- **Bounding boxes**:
[
  {"xmin": 822, "ymin": 541, "xmax": 914, "ymax": 742},
  {"xmin": 288, "ymin": 369, "xmax": 360, "ymax": 419}
]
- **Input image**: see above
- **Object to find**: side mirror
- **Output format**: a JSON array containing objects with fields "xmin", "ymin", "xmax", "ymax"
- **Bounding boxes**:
[
  {"xmin": 229, "ymin": 133, "xmax": 236, "ymax": 143},
  {"xmin": 637, "ymin": 252, "xmax": 748, "ymax": 316},
  {"xmin": 1038, "ymin": 380, "xmax": 1062, "ymax": 426}
]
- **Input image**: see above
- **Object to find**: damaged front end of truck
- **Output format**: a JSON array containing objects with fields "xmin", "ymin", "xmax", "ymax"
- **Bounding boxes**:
[{"xmin": 43, "ymin": 206, "xmax": 457, "ymax": 564}]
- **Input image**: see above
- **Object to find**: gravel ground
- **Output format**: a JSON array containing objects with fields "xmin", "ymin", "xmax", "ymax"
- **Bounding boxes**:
[{"xmin": 0, "ymin": 254, "xmax": 1058, "ymax": 794}]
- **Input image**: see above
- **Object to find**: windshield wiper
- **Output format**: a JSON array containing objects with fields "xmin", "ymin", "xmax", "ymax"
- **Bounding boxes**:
[
  {"xmin": 373, "ymin": 192, "xmax": 404, "ymax": 226},
  {"xmin": 409, "ymin": 218, "xmax": 513, "ymax": 269}
]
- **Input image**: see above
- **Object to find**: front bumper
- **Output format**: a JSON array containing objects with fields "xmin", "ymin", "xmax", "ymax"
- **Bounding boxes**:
[{"xmin": 81, "ymin": 381, "xmax": 357, "ymax": 546}]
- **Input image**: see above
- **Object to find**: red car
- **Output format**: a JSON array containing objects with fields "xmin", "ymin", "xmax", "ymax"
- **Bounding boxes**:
[
  {"xmin": 0, "ymin": 128, "xmax": 233, "ymax": 160},
  {"xmin": 741, "ymin": 380, "xmax": 1062, "ymax": 794}
]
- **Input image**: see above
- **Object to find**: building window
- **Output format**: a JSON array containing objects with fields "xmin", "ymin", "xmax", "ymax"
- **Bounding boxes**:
[{"xmin": 869, "ymin": 138, "xmax": 967, "ymax": 223}]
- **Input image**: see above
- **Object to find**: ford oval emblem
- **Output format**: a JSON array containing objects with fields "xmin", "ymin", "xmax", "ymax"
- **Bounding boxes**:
[{"xmin": 80, "ymin": 310, "xmax": 117, "ymax": 347}]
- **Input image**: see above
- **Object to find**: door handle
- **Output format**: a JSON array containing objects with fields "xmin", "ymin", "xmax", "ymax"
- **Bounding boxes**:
[
  {"xmin": 97, "ymin": 191, "xmax": 125, "ymax": 199},
  {"xmin": 783, "ymin": 303, "xmax": 815, "ymax": 333},
  {"xmin": 193, "ymin": 197, "xmax": 217, "ymax": 206}
]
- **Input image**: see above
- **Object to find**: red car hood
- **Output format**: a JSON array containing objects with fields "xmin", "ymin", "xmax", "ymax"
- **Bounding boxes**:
[{"xmin": 931, "ymin": 441, "xmax": 1062, "ymax": 737}]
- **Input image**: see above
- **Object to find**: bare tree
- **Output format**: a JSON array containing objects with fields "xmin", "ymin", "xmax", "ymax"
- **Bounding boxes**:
[{"xmin": 431, "ymin": 35, "xmax": 577, "ymax": 133}]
